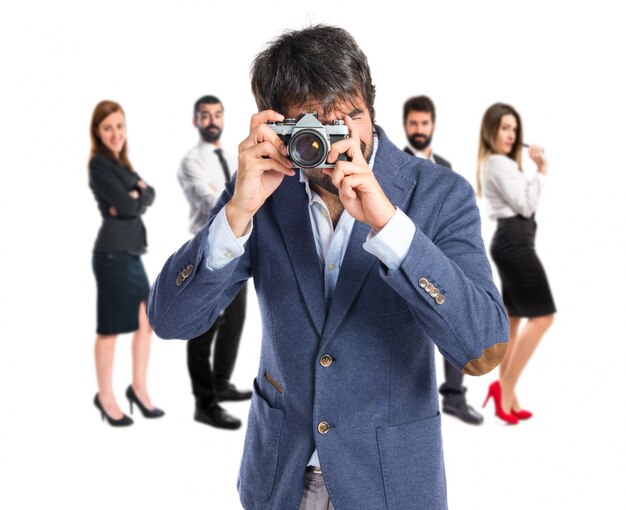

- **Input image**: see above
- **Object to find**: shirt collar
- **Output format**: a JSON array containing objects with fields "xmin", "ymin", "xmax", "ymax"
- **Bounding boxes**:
[
  {"xmin": 198, "ymin": 140, "xmax": 220, "ymax": 151},
  {"xmin": 405, "ymin": 143, "xmax": 435, "ymax": 163}
]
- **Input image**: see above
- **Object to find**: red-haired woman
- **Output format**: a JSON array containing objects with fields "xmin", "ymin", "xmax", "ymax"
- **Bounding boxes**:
[{"xmin": 89, "ymin": 100, "xmax": 163, "ymax": 426}]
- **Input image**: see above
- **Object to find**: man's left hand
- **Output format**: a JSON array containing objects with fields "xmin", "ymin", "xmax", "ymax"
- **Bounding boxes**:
[{"xmin": 324, "ymin": 115, "xmax": 395, "ymax": 232}]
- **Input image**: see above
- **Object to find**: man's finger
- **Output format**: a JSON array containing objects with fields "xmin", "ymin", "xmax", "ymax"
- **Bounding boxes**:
[
  {"xmin": 343, "ymin": 115, "xmax": 366, "ymax": 164},
  {"xmin": 246, "ymin": 140, "xmax": 293, "ymax": 170},
  {"xmin": 327, "ymin": 115, "xmax": 366, "ymax": 165},
  {"xmin": 240, "ymin": 123, "xmax": 288, "ymax": 158},
  {"xmin": 249, "ymin": 110, "xmax": 285, "ymax": 130}
]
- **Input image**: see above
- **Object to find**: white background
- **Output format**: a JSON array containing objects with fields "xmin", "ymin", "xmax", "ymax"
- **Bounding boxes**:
[{"xmin": 1, "ymin": 1, "xmax": 625, "ymax": 508}]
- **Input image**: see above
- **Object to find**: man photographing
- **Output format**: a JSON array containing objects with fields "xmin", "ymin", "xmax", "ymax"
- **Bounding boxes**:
[{"xmin": 150, "ymin": 25, "xmax": 508, "ymax": 509}]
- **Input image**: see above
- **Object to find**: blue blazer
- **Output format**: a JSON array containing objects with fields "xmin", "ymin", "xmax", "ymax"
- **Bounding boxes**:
[{"xmin": 148, "ymin": 127, "xmax": 508, "ymax": 510}]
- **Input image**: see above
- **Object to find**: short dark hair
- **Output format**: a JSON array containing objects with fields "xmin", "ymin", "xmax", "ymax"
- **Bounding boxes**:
[
  {"xmin": 250, "ymin": 25, "xmax": 376, "ymax": 121},
  {"xmin": 194, "ymin": 95, "xmax": 222, "ymax": 117},
  {"xmin": 403, "ymin": 95, "xmax": 436, "ymax": 123}
]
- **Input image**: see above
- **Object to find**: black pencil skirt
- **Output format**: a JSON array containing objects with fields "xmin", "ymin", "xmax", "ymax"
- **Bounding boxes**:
[
  {"xmin": 490, "ymin": 215, "xmax": 556, "ymax": 318},
  {"xmin": 92, "ymin": 251, "xmax": 150, "ymax": 335}
]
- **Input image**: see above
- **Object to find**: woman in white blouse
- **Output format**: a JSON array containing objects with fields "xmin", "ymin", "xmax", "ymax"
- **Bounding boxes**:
[{"xmin": 477, "ymin": 103, "xmax": 556, "ymax": 425}]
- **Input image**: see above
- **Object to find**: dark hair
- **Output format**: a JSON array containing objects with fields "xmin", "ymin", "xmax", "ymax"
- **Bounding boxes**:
[
  {"xmin": 194, "ymin": 95, "xmax": 222, "ymax": 117},
  {"xmin": 403, "ymin": 95, "xmax": 436, "ymax": 123},
  {"xmin": 250, "ymin": 24, "xmax": 376, "ymax": 121},
  {"xmin": 476, "ymin": 102, "xmax": 523, "ymax": 197},
  {"xmin": 89, "ymin": 100, "xmax": 133, "ymax": 171}
]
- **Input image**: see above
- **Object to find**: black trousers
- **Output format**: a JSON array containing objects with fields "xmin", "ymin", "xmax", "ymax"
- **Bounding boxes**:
[
  {"xmin": 187, "ymin": 284, "xmax": 247, "ymax": 407},
  {"xmin": 439, "ymin": 359, "xmax": 465, "ymax": 402}
]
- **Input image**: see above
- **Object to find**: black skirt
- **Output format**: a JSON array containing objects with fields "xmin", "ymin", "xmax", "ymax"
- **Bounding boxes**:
[
  {"xmin": 92, "ymin": 251, "xmax": 150, "ymax": 335},
  {"xmin": 490, "ymin": 215, "xmax": 556, "ymax": 318}
]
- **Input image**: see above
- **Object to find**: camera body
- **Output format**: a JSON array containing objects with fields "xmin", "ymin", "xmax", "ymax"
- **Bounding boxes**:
[{"xmin": 268, "ymin": 112, "xmax": 350, "ymax": 169}]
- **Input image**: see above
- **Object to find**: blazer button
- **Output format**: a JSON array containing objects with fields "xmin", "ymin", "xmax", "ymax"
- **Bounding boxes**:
[
  {"xmin": 425, "ymin": 282, "xmax": 434, "ymax": 293},
  {"xmin": 430, "ymin": 287, "xmax": 439, "ymax": 298},
  {"xmin": 183, "ymin": 264, "xmax": 194, "ymax": 277},
  {"xmin": 418, "ymin": 278, "xmax": 428, "ymax": 288},
  {"xmin": 176, "ymin": 275, "xmax": 183, "ymax": 287},
  {"xmin": 320, "ymin": 354, "xmax": 333, "ymax": 368},
  {"xmin": 435, "ymin": 294, "xmax": 445, "ymax": 305},
  {"xmin": 317, "ymin": 421, "xmax": 330, "ymax": 434}
]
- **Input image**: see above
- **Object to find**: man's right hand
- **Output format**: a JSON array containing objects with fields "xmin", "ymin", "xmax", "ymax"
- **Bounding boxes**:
[{"xmin": 225, "ymin": 110, "xmax": 294, "ymax": 237}]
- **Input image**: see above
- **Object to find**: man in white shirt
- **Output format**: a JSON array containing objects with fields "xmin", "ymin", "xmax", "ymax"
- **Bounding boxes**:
[
  {"xmin": 403, "ymin": 95, "xmax": 484, "ymax": 426},
  {"xmin": 177, "ymin": 95, "xmax": 251, "ymax": 430}
]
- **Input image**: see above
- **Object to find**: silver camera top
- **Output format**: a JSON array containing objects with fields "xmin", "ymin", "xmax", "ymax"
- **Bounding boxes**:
[{"xmin": 268, "ymin": 112, "xmax": 350, "ymax": 169}]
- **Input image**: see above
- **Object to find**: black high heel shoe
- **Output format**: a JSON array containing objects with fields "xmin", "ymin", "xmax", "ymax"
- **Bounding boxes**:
[
  {"xmin": 94, "ymin": 394, "xmax": 133, "ymax": 426},
  {"xmin": 126, "ymin": 385, "xmax": 165, "ymax": 418}
]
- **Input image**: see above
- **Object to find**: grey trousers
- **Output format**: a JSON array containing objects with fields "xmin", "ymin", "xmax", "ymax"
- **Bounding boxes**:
[{"xmin": 299, "ymin": 471, "xmax": 335, "ymax": 510}]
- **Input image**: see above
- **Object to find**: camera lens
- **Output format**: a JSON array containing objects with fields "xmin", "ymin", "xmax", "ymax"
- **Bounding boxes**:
[{"xmin": 290, "ymin": 130, "xmax": 327, "ymax": 168}]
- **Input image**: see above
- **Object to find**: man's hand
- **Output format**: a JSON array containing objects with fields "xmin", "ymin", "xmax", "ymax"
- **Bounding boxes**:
[
  {"xmin": 225, "ymin": 110, "xmax": 295, "ymax": 237},
  {"xmin": 324, "ymin": 115, "xmax": 395, "ymax": 231}
]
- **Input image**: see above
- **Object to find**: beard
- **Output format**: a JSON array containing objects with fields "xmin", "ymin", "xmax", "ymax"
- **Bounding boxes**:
[
  {"xmin": 408, "ymin": 133, "xmax": 432, "ymax": 151},
  {"xmin": 302, "ymin": 140, "xmax": 374, "ymax": 196},
  {"xmin": 302, "ymin": 168, "xmax": 339, "ymax": 195},
  {"xmin": 199, "ymin": 124, "xmax": 222, "ymax": 143}
]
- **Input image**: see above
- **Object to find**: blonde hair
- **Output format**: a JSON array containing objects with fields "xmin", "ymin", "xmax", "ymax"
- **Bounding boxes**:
[{"xmin": 476, "ymin": 102, "xmax": 523, "ymax": 197}]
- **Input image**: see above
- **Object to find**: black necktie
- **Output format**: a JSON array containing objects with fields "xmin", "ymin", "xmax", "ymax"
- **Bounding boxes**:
[{"xmin": 214, "ymin": 148, "xmax": 231, "ymax": 182}]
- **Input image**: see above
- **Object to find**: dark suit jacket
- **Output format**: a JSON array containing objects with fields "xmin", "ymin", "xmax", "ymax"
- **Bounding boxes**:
[
  {"xmin": 149, "ymin": 127, "xmax": 508, "ymax": 509},
  {"xmin": 403, "ymin": 146, "xmax": 452, "ymax": 169},
  {"xmin": 89, "ymin": 155, "xmax": 155, "ymax": 253}
]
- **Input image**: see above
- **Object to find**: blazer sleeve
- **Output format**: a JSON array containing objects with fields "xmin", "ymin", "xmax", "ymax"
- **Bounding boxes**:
[
  {"xmin": 384, "ymin": 177, "xmax": 509, "ymax": 376},
  {"xmin": 136, "ymin": 174, "xmax": 156, "ymax": 209},
  {"xmin": 89, "ymin": 158, "xmax": 146, "ymax": 218},
  {"xmin": 147, "ymin": 178, "xmax": 250, "ymax": 340}
]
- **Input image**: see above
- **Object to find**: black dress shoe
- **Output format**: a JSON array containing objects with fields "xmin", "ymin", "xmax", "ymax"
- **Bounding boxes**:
[
  {"xmin": 194, "ymin": 403, "xmax": 242, "ymax": 430},
  {"xmin": 125, "ymin": 385, "xmax": 165, "ymax": 418},
  {"xmin": 215, "ymin": 381, "xmax": 252, "ymax": 402},
  {"xmin": 442, "ymin": 400, "xmax": 484, "ymax": 425},
  {"xmin": 94, "ymin": 394, "xmax": 133, "ymax": 427}
]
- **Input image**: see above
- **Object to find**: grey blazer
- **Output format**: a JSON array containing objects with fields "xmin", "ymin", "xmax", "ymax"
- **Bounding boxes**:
[{"xmin": 148, "ymin": 127, "xmax": 508, "ymax": 510}]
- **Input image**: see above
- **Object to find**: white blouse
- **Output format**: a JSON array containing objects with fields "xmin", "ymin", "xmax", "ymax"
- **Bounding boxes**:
[{"xmin": 480, "ymin": 154, "xmax": 546, "ymax": 220}]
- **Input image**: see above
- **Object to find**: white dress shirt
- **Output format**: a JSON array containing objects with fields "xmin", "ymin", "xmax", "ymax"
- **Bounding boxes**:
[
  {"xmin": 204, "ymin": 135, "xmax": 417, "ymax": 468},
  {"xmin": 480, "ymin": 154, "xmax": 546, "ymax": 220},
  {"xmin": 177, "ymin": 141, "xmax": 237, "ymax": 235},
  {"xmin": 404, "ymin": 144, "xmax": 436, "ymax": 163}
]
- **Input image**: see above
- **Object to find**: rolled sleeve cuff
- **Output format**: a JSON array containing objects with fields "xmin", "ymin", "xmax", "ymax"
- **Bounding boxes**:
[
  {"xmin": 205, "ymin": 207, "xmax": 252, "ymax": 270},
  {"xmin": 362, "ymin": 207, "xmax": 416, "ymax": 272}
]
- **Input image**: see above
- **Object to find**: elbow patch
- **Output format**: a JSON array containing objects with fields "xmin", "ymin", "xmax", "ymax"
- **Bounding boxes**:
[{"xmin": 462, "ymin": 342, "xmax": 508, "ymax": 376}]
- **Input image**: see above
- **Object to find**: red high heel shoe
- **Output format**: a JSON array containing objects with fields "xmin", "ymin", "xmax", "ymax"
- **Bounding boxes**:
[
  {"xmin": 511, "ymin": 409, "xmax": 533, "ymax": 420},
  {"xmin": 482, "ymin": 381, "xmax": 518, "ymax": 425}
]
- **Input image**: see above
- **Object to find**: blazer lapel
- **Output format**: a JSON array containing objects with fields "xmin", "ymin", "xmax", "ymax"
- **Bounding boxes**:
[
  {"xmin": 321, "ymin": 127, "xmax": 418, "ymax": 345},
  {"xmin": 321, "ymin": 220, "xmax": 375, "ymax": 344},
  {"xmin": 273, "ymin": 176, "xmax": 327, "ymax": 337}
]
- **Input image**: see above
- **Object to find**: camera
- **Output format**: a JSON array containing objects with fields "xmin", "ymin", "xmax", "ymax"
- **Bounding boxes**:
[{"xmin": 268, "ymin": 112, "xmax": 350, "ymax": 169}]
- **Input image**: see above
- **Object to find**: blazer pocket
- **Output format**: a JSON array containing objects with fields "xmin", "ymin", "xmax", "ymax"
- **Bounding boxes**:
[
  {"xmin": 376, "ymin": 414, "xmax": 446, "ymax": 510},
  {"xmin": 237, "ymin": 378, "xmax": 285, "ymax": 502}
]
